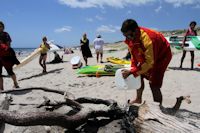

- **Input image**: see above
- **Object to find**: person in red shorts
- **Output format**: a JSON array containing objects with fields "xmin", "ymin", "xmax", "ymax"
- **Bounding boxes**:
[
  {"xmin": 121, "ymin": 19, "xmax": 172, "ymax": 105},
  {"xmin": 0, "ymin": 21, "xmax": 20, "ymax": 91}
]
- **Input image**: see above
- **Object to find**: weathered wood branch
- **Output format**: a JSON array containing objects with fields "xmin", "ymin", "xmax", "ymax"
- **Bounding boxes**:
[
  {"xmin": 75, "ymin": 97, "xmax": 117, "ymax": 106},
  {"xmin": 1, "ymin": 88, "xmax": 199, "ymax": 132},
  {"xmin": 161, "ymin": 95, "xmax": 191, "ymax": 115},
  {"xmin": 0, "ymin": 89, "xmax": 125, "ymax": 130},
  {"xmin": 0, "ymin": 87, "xmax": 65, "ymax": 95},
  {"xmin": 0, "ymin": 109, "xmax": 89, "ymax": 129},
  {"xmin": 0, "ymin": 94, "xmax": 11, "ymax": 132},
  {"xmin": 132, "ymin": 101, "xmax": 200, "ymax": 133},
  {"xmin": 37, "ymin": 97, "xmax": 117, "ymax": 111},
  {"xmin": 37, "ymin": 96, "xmax": 83, "ymax": 111},
  {"xmin": 172, "ymin": 95, "xmax": 191, "ymax": 111},
  {"xmin": 0, "ymin": 105, "xmax": 124, "ymax": 129}
]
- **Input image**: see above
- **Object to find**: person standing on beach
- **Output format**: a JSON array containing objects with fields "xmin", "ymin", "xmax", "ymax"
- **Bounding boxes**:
[
  {"xmin": 120, "ymin": 19, "xmax": 172, "ymax": 105},
  {"xmin": 0, "ymin": 21, "xmax": 20, "ymax": 90},
  {"xmin": 39, "ymin": 36, "xmax": 50, "ymax": 73},
  {"xmin": 179, "ymin": 21, "xmax": 197, "ymax": 70},
  {"xmin": 80, "ymin": 33, "xmax": 92, "ymax": 66},
  {"xmin": 93, "ymin": 34, "xmax": 104, "ymax": 63}
]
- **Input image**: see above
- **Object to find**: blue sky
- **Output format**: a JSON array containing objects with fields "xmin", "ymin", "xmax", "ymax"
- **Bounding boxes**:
[{"xmin": 0, "ymin": 0, "xmax": 200, "ymax": 48}]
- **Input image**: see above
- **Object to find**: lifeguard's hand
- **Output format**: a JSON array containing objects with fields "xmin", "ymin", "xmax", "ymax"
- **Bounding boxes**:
[{"xmin": 121, "ymin": 69, "xmax": 131, "ymax": 79}]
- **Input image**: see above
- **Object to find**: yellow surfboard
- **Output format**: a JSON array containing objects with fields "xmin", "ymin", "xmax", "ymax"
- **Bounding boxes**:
[{"xmin": 107, "ymin": 57, "xmax": 131, "ymax": 65}]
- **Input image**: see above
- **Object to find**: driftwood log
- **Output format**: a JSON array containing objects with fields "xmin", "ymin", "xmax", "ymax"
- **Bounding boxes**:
[
  {"xmin": 133, "ymin": 101, "xmax": 200, "ymax": 132},
  {"xmin": 0, "ymin": 87, "xmax": 125, "ymax": 132},
  {"xmin": 0, "ymin": 94, "xmax": 11, "ymax": 133},
  {"xmin": 0, "ymin": 87, "xmax": 200, "ymax": 133}
]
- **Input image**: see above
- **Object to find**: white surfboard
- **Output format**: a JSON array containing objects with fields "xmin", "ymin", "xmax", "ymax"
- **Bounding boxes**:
[
  {"xmin": 13, "ymin": 48, "xmax": 41, "ymax": 70},
  {"xmin": 70, "ymin": 56, "xmax": 82, "ymax": 69},
  {"xmin": 70, "ymin": 56, "xmax": 81, "ymax": 65}
]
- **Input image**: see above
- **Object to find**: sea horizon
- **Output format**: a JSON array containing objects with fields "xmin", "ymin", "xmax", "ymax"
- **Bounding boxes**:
[{"xmin": 13, "ymin": 48, "xmax": 36, "ymax": 56}]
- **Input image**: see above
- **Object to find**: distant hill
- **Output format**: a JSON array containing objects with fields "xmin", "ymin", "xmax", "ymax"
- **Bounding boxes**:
[
  {"xmin": 110, "ymin": 26, "xmax": 200, "ymax": 44},
  {"xmin": 102, "ymin": 26, "xmax": 200, "ymax": 52},
  {"xmin": 160, "ymin": 26, "xmax": 200, "ymax": 36},
  {"xmin": 73, "ymin": 27, "xmax": 200, "ymax": 49}
]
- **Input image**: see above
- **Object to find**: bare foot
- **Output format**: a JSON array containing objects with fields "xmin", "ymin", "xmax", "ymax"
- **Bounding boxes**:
[{"xmin": 128, "ymin": 99, "xmax": 142, "ymax": 105}]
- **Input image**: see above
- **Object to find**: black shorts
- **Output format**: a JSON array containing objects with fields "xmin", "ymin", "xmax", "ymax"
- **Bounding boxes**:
[
  {"xmin": 0, "ymin": 59, "xmax": 14, "ymax": 76},
  {"xmin": 40, "ymin": 53, "xmax": 47, "ymax": 56}
]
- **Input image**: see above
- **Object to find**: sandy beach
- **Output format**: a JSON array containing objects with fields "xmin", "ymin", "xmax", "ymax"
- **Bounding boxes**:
[{"xmin": 2, "ymin": 43, "xmax": 200, "ymax": 132}]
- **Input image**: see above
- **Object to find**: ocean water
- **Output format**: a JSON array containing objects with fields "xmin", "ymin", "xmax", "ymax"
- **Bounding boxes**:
[{"xmin": 13, "ymin": 48, "xmax": 36, "ymax": 56}]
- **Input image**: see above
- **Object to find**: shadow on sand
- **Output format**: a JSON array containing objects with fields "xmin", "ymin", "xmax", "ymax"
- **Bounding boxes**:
[
  {"xmin": 46, "ymin": 61, "xmax": 68, "ymax": 64},
  {"xmin": 168, "ymin": 66, "xmax": 200, "ymax": 72},
  {"xmin": 19, "ymin": 68, "xmax": 64, "ymax": 81}
]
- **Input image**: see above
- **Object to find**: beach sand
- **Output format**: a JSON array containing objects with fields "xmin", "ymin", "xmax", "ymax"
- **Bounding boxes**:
[{"xmin": 2, "ymin": 44, "xmax": 200, "ymax": 132}]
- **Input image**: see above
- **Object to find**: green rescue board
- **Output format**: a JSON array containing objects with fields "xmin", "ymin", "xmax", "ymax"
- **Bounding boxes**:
[
  {"xmin": 77, "ymin": 65, "xmax": 125, "ymax": 76},
  {"xmin": 165, "ymin": 36, "xmax": 200, "ymax": 51},
  {"xmin": 191, "ymin": 36, "xmax": 200, "ymax": 50}
]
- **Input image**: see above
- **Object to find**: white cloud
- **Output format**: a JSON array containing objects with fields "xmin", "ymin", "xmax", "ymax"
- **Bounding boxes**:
[
  {"xmin": 58, "ymin": 0, "xmax": 96, "ymax": 8},
  {"xmin": 96, "ymin": 25, "xmax": 120, "ymax": 33},
  {"xmin": 58, "ymin": 0, "xmax": 200, "ymax": 8},
  {"xmin": 58, "ymin": 0, "xmax": 156, "ymax": 8},
  {"xmin": 55, "ymin": 26, "xmax": 72, "ymax": 33},
  {"xmin": 127, "ymin": 10, "xmax": 132, "ymax": 14},
  {"xmin": 164, "ymin": 0, "xmax": 200, "ymax": 7},
  {"xmin": 95, "ymin": 15, "xmax": 103, "ymax": 20},
  {"xmin": 86, "ymin": 15, "xmax": 104, "ymax": 23},
  {"xmin": 7, "ymin": 12, "xmax": 13, "ymax": 16},
  {"xmin": 194, "ymin": 4, "xmax": 200, "ymax": 8},
  {"xmin": 86, "ymin": 18, "xmax": 94, "ymax": 22},
  {"xmin": 101, "ymin": 10, "xmax": 107, "ymax": 14},
  {"xmin": 155, "ymin": 5, "xmax": 162, "ymax": 12}
]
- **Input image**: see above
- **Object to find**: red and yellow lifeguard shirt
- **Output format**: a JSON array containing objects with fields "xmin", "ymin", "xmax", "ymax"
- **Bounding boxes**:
[{"xmin": 124, "ymin": 27, "xmax": 172, "ymax": 82}]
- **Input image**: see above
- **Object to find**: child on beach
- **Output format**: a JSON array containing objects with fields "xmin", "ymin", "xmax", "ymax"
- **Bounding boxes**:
[
  {"xmin": 39, "ymin": 36, "xmax": 50, "ymax": 73},
  {"xmin": 0, "ymin": 21, "xmax": 20, "ymax": 90},
  {"xmin": 179, "ymin": 21, "xmax": 197, "ymax": 70},
  {"xmin": 120, "ymin": 19, "xmax": 172, "ymax": 105}
]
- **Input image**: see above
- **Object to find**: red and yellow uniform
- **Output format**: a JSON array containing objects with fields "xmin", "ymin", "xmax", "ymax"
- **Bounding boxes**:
[{"xmin": 124, "ymin": 27, "xmax": 172, "ymax": 88}]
